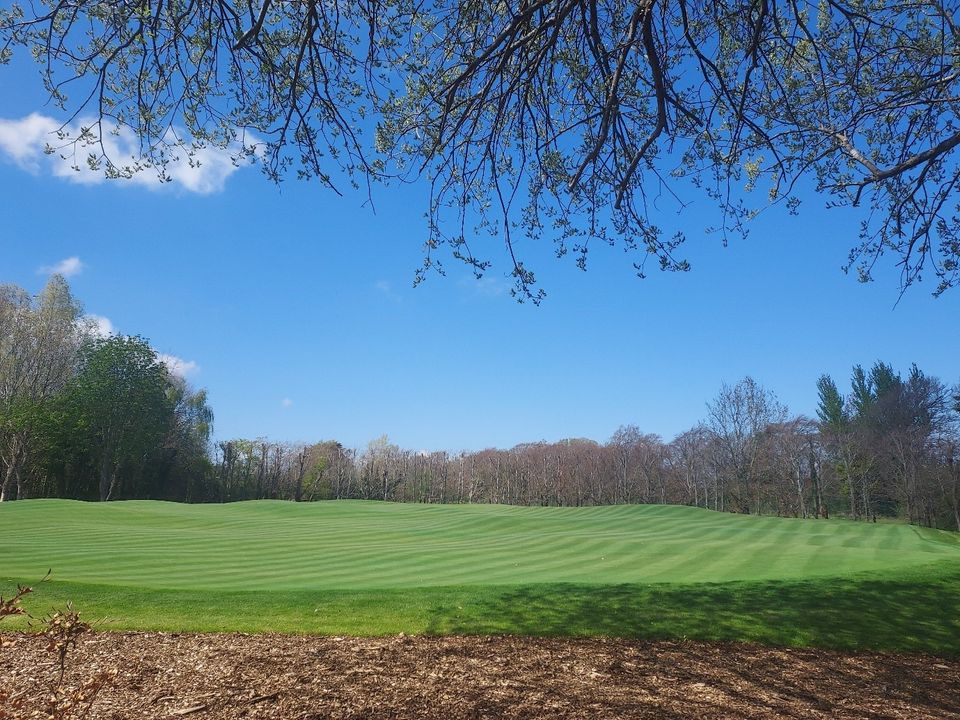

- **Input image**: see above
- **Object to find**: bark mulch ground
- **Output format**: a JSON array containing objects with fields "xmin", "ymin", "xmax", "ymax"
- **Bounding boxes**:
[{"xmin": 1, "ymin": 632, "xmax": 958, "ymax": 719}]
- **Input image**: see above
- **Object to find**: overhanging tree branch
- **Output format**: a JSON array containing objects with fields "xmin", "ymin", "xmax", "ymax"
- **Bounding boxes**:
[{"xmin": 1, "ymin": 0, "xmax": 959, "ymax": 298}]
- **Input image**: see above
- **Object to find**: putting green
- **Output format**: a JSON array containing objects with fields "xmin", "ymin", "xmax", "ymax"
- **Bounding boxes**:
[{"xmin": 1, "ymin": 499, "xmax": 957, "ymax": 591}]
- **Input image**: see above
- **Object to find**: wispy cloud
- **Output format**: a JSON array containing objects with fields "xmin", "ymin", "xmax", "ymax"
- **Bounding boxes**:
[
  {"xmin": 83, "ymin": 314, "xmax": 115, "ymax": 338},
  {"xmin": 474, "ymin": 276, "xmax": 506, "ymax": 297},
  {"xmin": 375, "ymin": 280, "xmax": 404, "ymax": 303},
  {"xmin": 0, "ymin": 113, "xmax": 248, "ymax": 194},
  {"xmin": 159, "ymin": 353, "xmax": 200, "ymax": 379},
  {"xmin": 39, "ymin": 256, "xmax": 85, "ymax": 278},
  {"xmin": 281, "ymin": 398, "xmax": 293, "ymax": 408},
  {"xmin": 459, "ymin": 275, "xmax": 507, "ymax": 299}
]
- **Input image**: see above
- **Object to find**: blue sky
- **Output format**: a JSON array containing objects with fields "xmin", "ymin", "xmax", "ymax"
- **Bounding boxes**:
[{"xmin": 2, "ymin": 57, "xmax": 958, "ymax": 452}]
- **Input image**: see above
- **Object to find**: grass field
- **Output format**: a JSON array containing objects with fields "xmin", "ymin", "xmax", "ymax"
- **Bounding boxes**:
[{"xmin": 2, "ymin": 499, "xmax": 959, "ymax": 654}]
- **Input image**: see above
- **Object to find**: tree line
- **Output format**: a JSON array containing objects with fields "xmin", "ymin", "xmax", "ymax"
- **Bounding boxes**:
[{"xmin": 3, "ymin": 278, "xmax": 959, "ymax": 529}]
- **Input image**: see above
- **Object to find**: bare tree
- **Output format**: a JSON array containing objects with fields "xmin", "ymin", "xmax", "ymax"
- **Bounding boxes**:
[
  {"xmin": 707, "ymin": 377, "xmax": 787, "ymax": 514},
  {"xmin": 670, "ymin": 425, "xmax": 716, "ymax": 509}
]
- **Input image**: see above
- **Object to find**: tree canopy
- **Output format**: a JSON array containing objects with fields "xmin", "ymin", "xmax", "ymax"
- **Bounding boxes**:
[
  {"xmin": 2, "ymin": 0, "xmax": 960, "ymax": 299},
  {"xmin": 66, "ymin": 335, "xmax": 176, "ymax": 501},
  {"xmin": 0, "ymin": 278, "xmax": 215, "ymax": 502}
]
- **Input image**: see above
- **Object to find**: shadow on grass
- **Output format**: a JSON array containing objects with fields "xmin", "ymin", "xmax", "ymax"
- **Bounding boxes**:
[
  {"xmin": 4, "ymin": 562, "xmax": 959, "ymax": 656},
  {"xmin": 422, "ymin": 564, "xmax": 960, "ymax": 656}
]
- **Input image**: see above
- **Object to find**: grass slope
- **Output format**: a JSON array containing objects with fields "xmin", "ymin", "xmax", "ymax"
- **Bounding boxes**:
[{"xmin": 2, "ymin": 500, "xmax": 959, "ymax": 654}]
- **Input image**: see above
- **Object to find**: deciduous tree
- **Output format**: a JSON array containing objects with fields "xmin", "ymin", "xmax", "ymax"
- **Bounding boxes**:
[
  {"xmin": 0, "ymin": 276, "xmax": 83, "ymax": 501},
  {"xmin": 3, "ymin": 1, "xmax": 960, "ymax": 297},
  {"xmin": 65, "ymin": 336, "xmax": 174, "ymax": 501},
  {"xmin": 707, "ymin": 377, "xmax": 787, "ymax": 514}
]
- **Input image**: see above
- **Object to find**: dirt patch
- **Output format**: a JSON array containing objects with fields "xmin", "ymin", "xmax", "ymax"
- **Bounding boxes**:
[{"xmin": 1, "ymin": 632, "xmax": 958, "ymax": 719}]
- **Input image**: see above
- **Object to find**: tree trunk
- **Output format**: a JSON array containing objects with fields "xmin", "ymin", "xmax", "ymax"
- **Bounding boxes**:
[
  {"xmin": 951, "ymin": 456, "xmax": 960, "ymax": 532},
  {"xmin": 809, "ymin": 444, "xmax": 825, "ymax": 519},
  {"xmin": 294, "ymin": 450, "xmax": 306, "ymax": 502},
  {"xmin": 0, "ymin": 436, "xmax": 24, "ymax": 502},
  {"xmin": 13, "ymin": 464, "xmax": 24, "ymax": 500},
  {"xmin": 849, "ymin": 475, "xmax": 857, "ymax": 519},
  {"xmin": 0, "ymin": 461, "xmax": 18, "ymax": 502},
  {"xmin": 99, "ymin": 455, "xmax": 114, "ymax": 501},
  {"xmin": 795, "ymin": 466, "xmax": 806, "ymax": 519},
  {"xmin": 952, "ymin": 483, "xmax": 960, "ymax": 532},
  {"xmin": 861, "ymin": 476, "xmax": 871, "ymax": 521}
]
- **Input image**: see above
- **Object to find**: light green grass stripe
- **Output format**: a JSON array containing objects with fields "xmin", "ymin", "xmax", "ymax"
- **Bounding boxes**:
[{"xmin": 3, "ymin": 499, "xmax": 959, "ymax": 591}]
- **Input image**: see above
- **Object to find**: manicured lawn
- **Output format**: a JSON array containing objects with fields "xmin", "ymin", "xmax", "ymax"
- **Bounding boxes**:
[{"xmin": 2, "ymin": 500, "xmax": 958, "ymax": 653}]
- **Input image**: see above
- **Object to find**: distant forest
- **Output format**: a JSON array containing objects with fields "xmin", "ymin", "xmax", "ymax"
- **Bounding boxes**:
[{"xmin": 3, "ymin": 277, "xmax": 959, "ymax": 530}]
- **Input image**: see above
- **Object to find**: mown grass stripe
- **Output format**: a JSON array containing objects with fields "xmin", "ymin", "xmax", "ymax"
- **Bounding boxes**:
[
  {"xmin": 2, "ymin": 500, "xmax": 959, "ymax": 654},
  {"xmin": 3, "ymin": 499, "xmax": 959, "ymax": 592}
]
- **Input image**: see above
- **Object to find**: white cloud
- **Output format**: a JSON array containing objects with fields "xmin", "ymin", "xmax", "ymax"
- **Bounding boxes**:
[
  {"xmin": 159, "ymin": 353, "xmax": 200, "ymax": 379},
  {"xmin": 0, "ymin": 113, "xmax": 59, "ymax": 171},
  {"xmin": 39, "ymin": 256, "xmax": 85, "ymax": 278},
  {"xmin": 165, "ymin": 145, "xmax": 243, "ymax": 194},
  {"xmin": 0, "ymin": 113, "xmax": 247, "ymax": 194},
  {"xmin": 281, "ymin": 398, "xmax": 293, "ymax": 408},
  {"xmin": 83, "ymin": 314, "xmax": 115, "ymax": 338}
]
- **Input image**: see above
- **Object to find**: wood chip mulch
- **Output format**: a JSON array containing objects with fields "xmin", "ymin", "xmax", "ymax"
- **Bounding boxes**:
[{"xmin": 1, "ymin": 632, "xmax": 958, "ymax": 719}]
